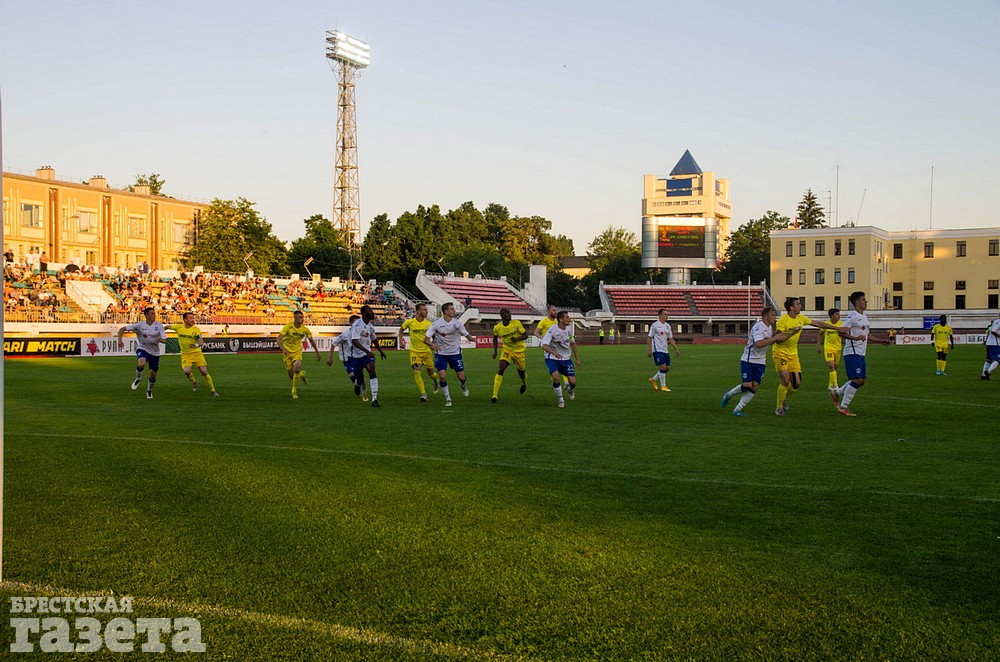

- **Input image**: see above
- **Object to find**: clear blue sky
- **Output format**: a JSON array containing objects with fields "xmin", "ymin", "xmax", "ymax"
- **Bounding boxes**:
[{"xmin": 3, "ymin": 0, "xmax": 998, "ymax": 252}]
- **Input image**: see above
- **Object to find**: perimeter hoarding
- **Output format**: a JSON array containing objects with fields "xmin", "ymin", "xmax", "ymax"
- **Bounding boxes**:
[{"xmin": 641, "ymin": 216, "xmax": 719, "ymax": 269}]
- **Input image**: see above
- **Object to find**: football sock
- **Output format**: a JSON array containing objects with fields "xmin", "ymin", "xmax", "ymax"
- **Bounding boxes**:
[
  {"xmin": 186, "ymin": 372, "xmax": 197, "ymax": 384},
  {"xmin": 135, "ymin": 367, "xmax": 144, "ymax": 380},
  {"xmin": 518, "ymin": 370, "xmax": 526, "ymax": 386},
  {"xmin": 735, "ymin": 391, "xmax": 755, "ymax": 412},
  {"xmin": 561, "ymin": 375, "xmax": 569, "ymax": 386},
  {"xmin": 776, "ymin": 384, "xmax": 789, "ymax": 409},
  {"xmin": 725, "ymin": 385, "xmax": 742, "ymax": 399},
  {"xmin": 440, "ymin": 384, "xmax": 451, "ymax": 400},
  {"xmin": 369, "ymin": 377, "xmax": 379, "ymax": 400},
  {"xmin": 828, "ymin": 371, "xmax": 838, "ymax": 388},
  {"xmin": 989, "ymin": 361, "xmax": 999, "ymax": 375},
  {"xmin": 413, "ymin": 370, "xmax": 426, "ymax": 395},
  {"xmin": 553, "ymin": 383, "xmax": 564, "ymax": 402},
  {"xmin": 204, "ymin": 374, "xmax": 216, "ymax": 392},
  {"xmin": 147, "ymin": 375, "xmax": 156, "ymax": 392},
  {"xmin": 658, "ymin": 371, "xmax": 667, "ymax": 388},
  {"xmin": 292, "ymin": 373, "xmax": 300, "ymax": 387},
  {"xmin": 940, "ymin": 360, "xmax": 947, "ymax": 372},
  {"xmin": 493, "ymin": 374, "xmax": 503, "ymax": 399},
  {"xmin": 840, "ymin": 381, "xmax": 863, "ymax": 408}
]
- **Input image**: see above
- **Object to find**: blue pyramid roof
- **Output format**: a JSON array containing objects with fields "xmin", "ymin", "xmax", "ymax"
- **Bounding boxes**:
[{"xmin": 670, "ymin": 150, "xmax": 702, "ymax": 176}]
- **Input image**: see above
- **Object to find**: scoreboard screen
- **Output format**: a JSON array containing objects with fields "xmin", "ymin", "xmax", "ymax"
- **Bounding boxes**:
[{"xmin": 657, "ymin": 225, "xmax": 705, "ymax": 258}]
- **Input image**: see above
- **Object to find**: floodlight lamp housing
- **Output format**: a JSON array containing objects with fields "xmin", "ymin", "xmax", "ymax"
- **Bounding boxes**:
[{"xmin": 326, "ymin": 31, "xmax": 370, "ymax": 68}]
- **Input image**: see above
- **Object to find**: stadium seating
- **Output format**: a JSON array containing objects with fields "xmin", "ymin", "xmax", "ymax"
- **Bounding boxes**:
[
  {"xmin": 434, "ymin": 277, "xmax": 539, "ymax": 314},
  {"xmin": 603, "ymin": 285, "xmax": 766, "ymax": 316},
  {"xmin": 603, "ymin": 286, "xmax": 693, "ymax": 315}
]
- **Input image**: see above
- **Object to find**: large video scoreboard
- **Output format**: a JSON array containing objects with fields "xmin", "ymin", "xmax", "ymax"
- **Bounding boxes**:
[{"xmin": 641, "ymin": 216, "xmax": 719, "ymax": 269}]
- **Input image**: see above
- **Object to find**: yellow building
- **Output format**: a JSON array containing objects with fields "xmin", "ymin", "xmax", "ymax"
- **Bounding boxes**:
[
  {"xmin": 642, "ymin": 150, "xmax": 732, "ymax": 255},
  {"xmin": 3, "ymin": 166, "xmax": 207, "ymax": 270},
  {"xmin": 770, "ymin": 225, "xmax": 1000, "ymax": 313}
]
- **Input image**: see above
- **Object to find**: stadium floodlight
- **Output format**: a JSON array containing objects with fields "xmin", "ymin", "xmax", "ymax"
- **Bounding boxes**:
[
  {"xmin": 326, "ymin": 30, "xmax": 370, "ymax": 251},
  {"xmin": 303, "ymin": 256, "xmax": 315, "ymax": 279},
  {"xmin": 325, "ymin": 31, "xmax": 370, "ymax": 68}
]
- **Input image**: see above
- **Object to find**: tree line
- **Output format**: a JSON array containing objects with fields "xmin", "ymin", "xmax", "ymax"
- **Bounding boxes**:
[{"xmin": 143, "ymin": 171, "xmax": 825, "ymax": 312}]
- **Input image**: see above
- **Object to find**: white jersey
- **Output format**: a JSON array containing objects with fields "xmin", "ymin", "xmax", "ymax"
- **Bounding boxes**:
[
  {"xmin": 648, "ymin": 320, "xmax": 674, "ymax": 354},
  {"xmin": 125, "ymin": 320, "xmax": 166, "ymax": 355},
  {"xmin": 332, "ymin": 327, "xmax": 352, "ymax": 358},
  {"xmin": 987, "ymin": 318, "xmax": 1000, "ymax": 346},
  {"xmin": 426, "ymin": 317, "xmax": 470, "ymax": 355},
  {"xmin": 348, "ymin": 318, "xmax": 377, "ymax": 359},
  {"xmin": 840, "ymin": 310, "xmax": 871, "ymax": 356},
  {"xmin": 741, "ymin": 320, "xmax": 773, "ymax": 364},
  {"xmin": 541, "ymin": 324, "xmax": 575, "ymax": 361}
]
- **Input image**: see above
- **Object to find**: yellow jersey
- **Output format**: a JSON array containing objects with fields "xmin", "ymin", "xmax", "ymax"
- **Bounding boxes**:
[
  {"xmin": 401, "ymin": 317, "xmax": 433, "ymax": 353},
  {"xmin": 931, "ymin": 324, "xmax": 953, "ymax": 349},
  {"xmin": 279, "ymin": 322, "xmax": 312, "ymax": 353},
  {"xmin": 822, "ymin": 320, "xmax": 843, "ymax": 352},
  {"xmin": 169, "ymin": 323, "xmax": 204, "ymax": 355},
  {"xmin": 774, "ymin": 313, "xmax": 813, "ymax": 356},
  {"xmin": 493, "ymin": 319, "xmax": 527, "ymax": 352},
  {"xmin": 536, "ymin": 316, "xmax": 557, "ymax": 339}
]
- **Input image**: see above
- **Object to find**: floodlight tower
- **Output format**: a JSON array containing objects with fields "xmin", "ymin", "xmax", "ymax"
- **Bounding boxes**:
[{"xmin": 325, "ymin": 30, "xmax": 370, "ymax": 250}]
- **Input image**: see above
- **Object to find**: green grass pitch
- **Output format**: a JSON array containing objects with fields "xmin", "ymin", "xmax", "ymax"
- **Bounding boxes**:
[{"xmin": 2, "ymin": 343, "xmax": 999, "ymax": 659}]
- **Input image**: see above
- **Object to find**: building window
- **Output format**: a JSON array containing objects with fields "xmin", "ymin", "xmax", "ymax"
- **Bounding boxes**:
[
  {"xmin": 848, "ymin": 268, "xmax": 855, "ymax": 284},
  {"xmin": 20, "ymin": 203, "xmax": 43, "ymax": 228},
  {"xmin": 924, "ymin": 242, "xmax": 934, "ymax": 258},
  {"xmin": 785, "ymin": 241, "xmax": 793, "ymax": 257},
  {"xmin": 893, "ymin": 243, "xmax": 903, "ymax": 259},
  {"xmin": 990, "ymin": 294, "xmax": 999, "ymax": 308},
  {"xmin": 989, "ymin": 280, "xmax": 999, "ymax": 290},
  {"xmin": 77, "ymin": 210, "xmax": 97, "ymax": 233},
  {"xmin": 956, "ymin": 241, "xmax": 967, "ymax": 257},
  {"xmin": 955, "ymin": 295, "xmax": 966, "ymax": 309},
  {"xmin": 834, "ymin": 269, "xmax": 842, "ymax": 284},
  {"xmin": 127, "ymin": 216, "xmax": 146, "ymax": 239},
  {"xmin": 799, "ymin": 241, "xmax": 806, "ymax": 257},
  {"xmin": 848, "ymin": 239, "xmax": 856, "ymax": 256},
  {"xmin": 834, "ymin": 296, "xmax": 842, "ymax": 308},
  {"xmin": 892, "ymin": 282, "xmax": 902, "ymax": 291},
  {"xmin": 924, "ymin": 281, "xmax": 934, "ymax": 290},
  {"xmin": 173, "ymin": 223, "xmax": 190, "ymax": 244},
  {"xmin": 892, "ymin": 295, "xmax": 903, "ymax": 309},
  {"xmin": 834, "ymin": 240, "xmax": 842, "ymax": 256},
  {"xmin": 815, "ymin": 269, "xmax": 825, "ymax": 285},
  {"xmin": 785, "ymin": 269, "xmax": 793, "ymax": 285},
  {"xmin": 955, "ymin": 280, "xmax": 966, "ymax": 290},
  {"xmin": 798, "ymin": 269, "xmax": 806, "ymax": 285},
  {"xmin": 990, "ymin": 239, "xmax": 999, "ymax": 256},
  {"xmin": 815, "ymin": 296, "xmax": 825, "ymax": 311},
  {"xmin": 815, "ymin": 240, "xmax": 825, "ymax": 256},
  {"xmin": 923, "ymin": 295, "xmax": 934, "ymax": 309}
]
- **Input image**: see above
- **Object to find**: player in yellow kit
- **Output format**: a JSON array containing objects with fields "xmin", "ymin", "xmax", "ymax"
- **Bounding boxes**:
[
  {"xmin": 491, "ymin": 308, "xmax": 529, "ymax": 403},
  {"xmin": 930, "ymin": 314, "xmax": 954, "ymax": 375},
  {"xmin": 400, "ymin": 303, "xmax": 440, "ymax": 402},
  {"xmin": 278, "ymin": 310, "xmax": 320, "ymax": 399},
  {"xmin": 815, "ymin": 307, "xmax": 843, "ymax": 391},
  {"xmin": 773, "ymin": 297, "xmax": 840, "ymax": 416},
  {"xmin": 169, "ymin": 312, "xmax": 219, "ymax": 396}
]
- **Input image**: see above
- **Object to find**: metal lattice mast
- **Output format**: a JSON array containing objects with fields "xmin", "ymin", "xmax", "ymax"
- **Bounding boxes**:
[
  {"xmin": 334, "ymin": 60, "xmax": 361, "ymax": 248},
  {"xmin": 326, "ymin": 31, "xmax": 369, "ymax": 251}
]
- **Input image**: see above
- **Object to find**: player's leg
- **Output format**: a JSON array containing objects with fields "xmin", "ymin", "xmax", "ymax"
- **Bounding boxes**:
[
  {"xmin": 733, "ymin": 382, "xmax": 758, "ymax": 414},
  {"xmin": 199, "ymin": 363, "xmax": 217, "ymax": 395},
  {"xmin": 659, "ymin": 354, "xmax": 671, "ymax": 391},
  {"xmin": 132, "ymin": 353, "xmax": 147, "ymax": 389},
  {"xmin": 436, "ymin": 355, "xmax": 452, "ymax": 405},
  {"xmin": 775, "ymin": 367, "xmax": 791, "ymax": 414},
  {"xmin": 366, "ymin": 360, "xmax": 380, "ymax": 406},
  {"xmin": 455, "ymin": 356, "xmax": 469, "ymax": 396},
  {"xmin": 183, "ymin": 363, "xmax": 198, "ymax": 391},
  {"xmin": 826, "ymin": 352, "xmax": 838, "ymax": 389},
  {"xmin": 411, "ymin": 360, "xmax": 427, "ymax": 398},
  {"xmin": 493, "ymin": 359, "xmax": 510, "ymax": 402},
  {"xmin": 549, "ymin": 365, "xmax": 565, "ymax": 406},
  {"xmin": 145, "ymin": 355, "xmax": 160, "ymax": 398}
]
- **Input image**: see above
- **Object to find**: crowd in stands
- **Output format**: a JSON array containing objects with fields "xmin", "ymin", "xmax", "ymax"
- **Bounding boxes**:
[{"xmin": 4, "ymin": 255, "xmax": 80, "ymax": 321}]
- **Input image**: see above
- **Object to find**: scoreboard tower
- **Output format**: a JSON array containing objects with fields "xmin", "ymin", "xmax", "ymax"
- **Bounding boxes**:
[{"xmin": 641, "ymin": 150, "xmax": 732, "ymax": 283}]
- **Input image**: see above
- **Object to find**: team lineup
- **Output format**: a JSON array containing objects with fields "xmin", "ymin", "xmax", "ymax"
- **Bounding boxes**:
[{"xmin": 118, "ymin": 292, "xmax": 1000, "ymax": 412}]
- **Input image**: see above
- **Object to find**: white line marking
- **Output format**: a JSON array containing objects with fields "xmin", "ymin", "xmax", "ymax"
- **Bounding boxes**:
[
  {"xmin": 22, "ymin": 433, "xmax": 1000, "ymax": 504},
  {"xmin": 0, "ymin": 581, "xmax": 521, "ymax": 660}
]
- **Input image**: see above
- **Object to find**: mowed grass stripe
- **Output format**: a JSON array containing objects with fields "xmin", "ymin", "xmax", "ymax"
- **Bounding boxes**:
[{"xmin": 19, "ymin": 430, "xmax": 1000, "ymax": 504}]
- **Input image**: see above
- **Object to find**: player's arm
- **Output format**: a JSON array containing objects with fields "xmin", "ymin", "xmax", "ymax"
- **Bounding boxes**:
[
  {"xmin": 309, "ymin": 335, "xmax": 320, "ymax": 360},
  {"xmin": 278, "ymin": 331, "xmax": 290, "ymax": 356},
  {"xmin": 570, "ymin": 339, "xmax": 581, "ymax": 367},
  {"xmin": 373, "ymin": 335, "xmax": 387, "ymax": 359},
  {"xmin": 532, "ymin": 321, "xmax": 545, "ymax": 339},
  {"xmin": 492, "ymin": 333, "xmax": 500, "ymax": 360},
  {"xmin": 327, "ymin": 335, "xmax": 339, "ymax": 365},
  {"xmin": 423, "ymin": 326, "xmax": 440, "ymax": 352},
  {"xmin": 816, "ymin": 329, "xmax": 824, "ymax": 352},
  {"xmin": 949, "ymin": 330, "xmax": 954, "ymax": 351},
  {"xmin": 669, "ymin": 335, "xmax": 680, "ymax": 357},
  {"xmin": 646, "ymin": 332, "xmax": 654, "ymax": 357},
  {"xmin": 756, "ymin": 332, "xmax": 786, "ymax": 348},
  {"xmin": 116, "ymin": 324, "xmax": 130, "ymax": 348},
  {"xmin": 351, "ymin": 337, "xmax": 369, "ymax": 357}
]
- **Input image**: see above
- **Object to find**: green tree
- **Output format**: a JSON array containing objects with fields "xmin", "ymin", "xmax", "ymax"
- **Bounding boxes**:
[
  {"xmin": 287, "ymin": 214, "xmax": 349, "ymax": 279},
  {"xmin": 796, "ymin": 188, "xmax": 827, "ymax": 229},
  {"xmin": 184, "ymin": 198, "xmax": 288, "ymax": 275},
  {"xmin": 547, "ymin": 269, "xmax": 588, "ymax": 311},
  {"xmin": 128, "ymin": 173, "xmax": 166, "ymax": 196},
  {"xmin": 717, "ymin": 211, "xmax": 790, "ymax": 284},
  {"xmin": 586, "ymin": 226, "xmax": 641, "ymax": 273},
  {"xmin": 361, "ymin": 213, "xmax": 402, "ymax": 282},
  {"xmin": 442, "ymin": 245, "xmax": 513, "ymax": 280}
]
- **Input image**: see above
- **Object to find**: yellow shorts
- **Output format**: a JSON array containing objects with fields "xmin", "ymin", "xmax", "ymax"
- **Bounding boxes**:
[
  {"xmin": 824, "ymin": 350, "xmax": 842, "ymax": 364},
  {"xmin": 773, "ymin": 352, "xmax": 801, "ymax": 373},
  {"xmin": 181, "ymin": 351, "xmax": 207, "ymax": 369},
  {"xmin": 934, "ymin": 345, "xmax": 949, "ymax": 354},
  {"xmin": 499, "ymin": 348, "xmax": 526, "ymax": 371},
  {"xmin": 283, "ymin": 352, "xmax": 303, "ymax": 370},
  {"xmin": 410, "ymin": 351, "xmax": 434, "ymax": 370}
]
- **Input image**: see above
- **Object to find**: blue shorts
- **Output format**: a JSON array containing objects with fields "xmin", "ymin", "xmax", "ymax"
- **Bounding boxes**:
[
  {"xmin": 350, "ymin": 355, "xmax": 375, "ymax": 374},
  {"xmin": 652, "ymin": 351, "xmax": 671, "ymax": 367},
  {"xmin": 435, "ymin": 353, "xmax": 465, "ymax": 373},
  {"xmin": 987, "ymin": 345, "xmax": 1000, "ymax": 363},
  {"xmin": 137, "ymin": 349, "xmax": 160, "ymax": 372},
  {"xmin": 342, "ymin": 360, "xmax": 354, "ymax": 375},
  {"xmin": 545, "ymin": 358, "xmax": 576, "ymax": 377},
  {"xmin": 844, "ymin": 354, "xmax": 867, "ymax": 380},
  {"xmin": 740, "ymin": 361, "xmax": 766, "ymax": 385}
]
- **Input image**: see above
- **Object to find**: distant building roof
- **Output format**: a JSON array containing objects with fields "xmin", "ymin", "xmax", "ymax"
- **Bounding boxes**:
[
  {"xmin": 560, "ymin": 255, "xmax": 590, "ymax": 270},
  {"xmin": 669, "ymin": 149, "xmax": 703, "ymax": 176}
]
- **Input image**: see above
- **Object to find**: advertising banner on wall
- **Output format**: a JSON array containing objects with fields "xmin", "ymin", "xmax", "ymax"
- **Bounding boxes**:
[{"xmin": 3, "ymin": 338, "xmax": 82, "ymax": 357}]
